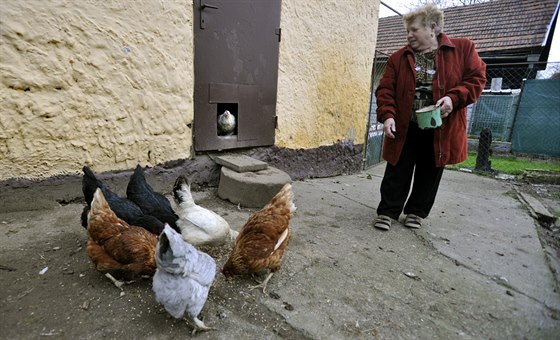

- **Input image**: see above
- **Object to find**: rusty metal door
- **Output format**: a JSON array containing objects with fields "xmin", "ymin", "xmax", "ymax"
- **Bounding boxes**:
[{"xmin": 193, "ymin": 0, "xmax": 282, "ymax": 151}]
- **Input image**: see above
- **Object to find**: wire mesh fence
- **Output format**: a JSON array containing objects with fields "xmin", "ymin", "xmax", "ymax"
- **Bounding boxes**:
[
  {"xmin": 468, "ymin": 62, "xmax": 560, "ymax": 174},
  {"xmin": 364, "ymin": 51, "xmax": 389, "ymax": 168},
  {"xmin": 365, "ymin": 57, "xmax": 560, "ymax": 175}
]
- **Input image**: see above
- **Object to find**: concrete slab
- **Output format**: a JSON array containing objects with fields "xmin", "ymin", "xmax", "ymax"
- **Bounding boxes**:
[
  {"xmin": 214, "ymin": 154, "xmax": 268, "ymax": 173},
  {"xmin": 217, "ymin": 166, "xmax": 291, "ymax": 207},
  {"xmin": 422, "ymin": 169, "xmax": 560, "ymax": 311},
  {"xmin": 516, "ymin": 189, "xmax": 557, "ymax": 225}
]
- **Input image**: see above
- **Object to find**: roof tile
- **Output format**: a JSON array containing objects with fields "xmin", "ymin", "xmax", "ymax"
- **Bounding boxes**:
[{"xmin": 376, "ymin": 0, "xmax": 558, "ymax": 54}]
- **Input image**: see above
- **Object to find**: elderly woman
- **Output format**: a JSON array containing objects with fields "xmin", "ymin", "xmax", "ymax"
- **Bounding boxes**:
[{"xmin": 373, "ymin": 4, "xmax": 486, "ymax": 230}]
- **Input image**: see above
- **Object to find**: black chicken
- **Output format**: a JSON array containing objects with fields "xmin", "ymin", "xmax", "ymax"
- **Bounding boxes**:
[
  {"xmin": 126, "ymin": 165, "xmax": 180, "ymax": 231},
  {"xmin": 81, "ymin": 166, "xmax": 165, "ymax": 235}
]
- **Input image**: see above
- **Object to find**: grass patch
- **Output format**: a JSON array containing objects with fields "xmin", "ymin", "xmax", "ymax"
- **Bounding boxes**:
[{"xmin": 447, "ymin": 153, "xmax": 560, "ymax": 175}]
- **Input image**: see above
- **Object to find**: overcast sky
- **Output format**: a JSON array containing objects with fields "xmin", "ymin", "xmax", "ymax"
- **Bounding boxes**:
[
  {"xmin": 378, "ymin": 1, "xmax": 560, "ymax": 62},
  {"xmin": 379, "ymin": 0, "xmax": 410, "ymax": 18}
]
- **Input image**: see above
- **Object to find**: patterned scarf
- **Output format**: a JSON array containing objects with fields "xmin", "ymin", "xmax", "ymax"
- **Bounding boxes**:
[{"xmin": 412, "ymin": 50, "xmax": 437, "ymax": 121}]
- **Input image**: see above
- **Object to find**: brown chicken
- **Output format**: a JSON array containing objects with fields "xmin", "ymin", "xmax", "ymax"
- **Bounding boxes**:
[
  {"xmin": 221, "ymin": 183, "xmax": 296, "ymax": 294},
  {"xmin": 86, "ymin": 188, "xmax": 158, "ymax": 288}
]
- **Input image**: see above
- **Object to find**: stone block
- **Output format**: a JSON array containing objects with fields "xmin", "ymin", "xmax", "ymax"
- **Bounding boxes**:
[
  {"xmin": 214, "ymin": 155, "xmax": 268, "ymax": 173},
  {"xmin": 218, "ymin": 166, "xmax": 291, "ymax": 208}
]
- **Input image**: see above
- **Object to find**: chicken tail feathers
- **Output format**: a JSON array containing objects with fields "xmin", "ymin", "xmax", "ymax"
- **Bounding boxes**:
[
  {"xmin": 82, "ymin": 166, "xmax": 97, "ymax": 182},
  {"xmin": 127, "ymin": 165, "xmax": 180, "ymax": 230},
  {"xmin": 91, "ymin": 188, "xmax": 110, "ymax": 213},
  {"xmin": 156, "ymin": 224, "xmax": 216, "ymax": 282},
  {"xmin": 82, "ymin": 166, "xmax": 105, "ymax": 206},
  {"xmin": 156, "ymin": 224, "xmax": 182, "ymax": 271},
  {"xmin": 127, "ymin": 165, "xmax": 149, "ymax": 193},
  {"xmin": 81, "ymin": 206, "xmax": 90, "ymax": 228},
  {"xmin": 172, "ymin": 175, "xmax": 193, "ymax": 204},
  {"xmin": 157, "ymin": 225, "xmax": 181, "ymax": 262},
  {"xmin": 269, "ymin": 183, "xmax": 296, "ymax": 215}
]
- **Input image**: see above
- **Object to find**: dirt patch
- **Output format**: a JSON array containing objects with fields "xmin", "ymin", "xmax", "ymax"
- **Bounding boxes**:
[
  {"xmin": 515, "ymin": 182, "xmax": 560, "ymax": 252},
  {"xmin": 250, "ymin": 141, "xmax": 363, "ymax": 180},
  {"xmin": 0, "ymin": 193, "xmax": 306, "ymax": 339}
]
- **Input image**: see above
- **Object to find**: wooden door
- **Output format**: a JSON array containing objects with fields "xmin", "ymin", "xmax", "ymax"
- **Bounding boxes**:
[{"xmin": 193, "ymin": 0, "xmax": 282, "ymax": 151}]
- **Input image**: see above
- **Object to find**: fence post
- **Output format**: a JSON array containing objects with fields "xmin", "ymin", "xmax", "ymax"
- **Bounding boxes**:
[
  {"xmin": 475, "ymin": 128, "xmax": 493, "ymax": 172},
  {"xmin": 507, "ymin": 79, "xmax": 525, "ymax": 142}
]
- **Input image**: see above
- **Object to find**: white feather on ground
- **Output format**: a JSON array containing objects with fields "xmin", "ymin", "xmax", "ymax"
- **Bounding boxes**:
[{"xmin": 152, "ymin": 224, "xmax": 216, "ymax": 334}]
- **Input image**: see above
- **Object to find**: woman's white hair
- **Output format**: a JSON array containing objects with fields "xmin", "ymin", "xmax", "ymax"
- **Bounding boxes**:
[{"xmin": 403, "ymin": 3, "xmax": 444, "ymax": 35}]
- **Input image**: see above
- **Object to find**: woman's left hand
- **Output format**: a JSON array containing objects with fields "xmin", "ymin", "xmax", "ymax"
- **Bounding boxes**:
[{"xmin": 436, "ymin": 96, "xmax": 453, "ymax": 118}]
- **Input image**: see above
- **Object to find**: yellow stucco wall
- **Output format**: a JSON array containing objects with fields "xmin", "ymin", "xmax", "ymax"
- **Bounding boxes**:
[
  {"xmin": 0, "ymin": 0, "xmax": 378, "ymax": 180},
  {"xmin": 276, "ymin": 0, "xmax": 377, "ymax": 149},
  {"xmin": 0, "ymin": 0, "xmax": 194, "ymax": 179}
]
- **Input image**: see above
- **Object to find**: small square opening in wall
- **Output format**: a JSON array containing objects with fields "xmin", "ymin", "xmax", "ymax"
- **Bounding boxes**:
[{"xmin": 217, "ymin": 103, "xmax": 238, "ymax": 136}]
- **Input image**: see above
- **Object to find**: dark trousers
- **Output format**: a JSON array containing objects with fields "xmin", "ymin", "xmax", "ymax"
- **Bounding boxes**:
[{"xmin": 377, "ymin": 122, "xmax": 444, "ymax": 220}]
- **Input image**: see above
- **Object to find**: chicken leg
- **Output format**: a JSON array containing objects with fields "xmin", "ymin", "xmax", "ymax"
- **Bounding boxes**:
[
  {"xmin": 104, "ymin": 273, "xmax": 135, "ymax": 290},
  {"xmin": 191, "ymin": 317, "xmax": 214, "ymax": 335},
  {"xmin": 105, "ymin": 273, "xmax": 125, "ymax": 290},
  {"xmin": 249, "ymin": 272, "xmax": 274, "ymax": 294}
]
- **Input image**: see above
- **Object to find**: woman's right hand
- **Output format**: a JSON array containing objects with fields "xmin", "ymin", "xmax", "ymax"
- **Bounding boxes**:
[{"xmin": 383, "ymin": 118, "xmax": 396, "ymax": 139}]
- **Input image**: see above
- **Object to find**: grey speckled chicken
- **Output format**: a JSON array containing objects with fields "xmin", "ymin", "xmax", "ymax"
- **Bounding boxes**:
[{"xmin": 152, "ymin": 224, "xmax": 217, "ymax": 334}]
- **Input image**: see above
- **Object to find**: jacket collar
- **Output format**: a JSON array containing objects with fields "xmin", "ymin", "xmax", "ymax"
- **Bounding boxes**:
[
  {"xmin": 404, "ymin": 33, "xmax": 455, "ymax": 54},
  {"xmin": 437, "ymin": 33, "xmax": 455, "ymax": 49}
]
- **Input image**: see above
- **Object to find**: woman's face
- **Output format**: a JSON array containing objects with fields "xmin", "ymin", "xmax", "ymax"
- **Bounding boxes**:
[{"xmin": 406, "ymin": 16, "xmax": 435, "ymax": 52}]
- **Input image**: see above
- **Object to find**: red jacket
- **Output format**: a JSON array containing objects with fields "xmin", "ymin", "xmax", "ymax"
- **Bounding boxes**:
[{"xmin": 376, "ymin": 33, "xmax": 486, "ymax": 167}]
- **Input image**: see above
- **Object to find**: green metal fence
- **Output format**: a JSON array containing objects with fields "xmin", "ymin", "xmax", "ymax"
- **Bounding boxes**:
[{"xmin": 510, "ymin": 78, "xmax": 560, "ymax": 157}]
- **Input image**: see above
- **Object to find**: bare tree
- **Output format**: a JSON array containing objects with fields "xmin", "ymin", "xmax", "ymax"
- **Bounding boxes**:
[
  {"xmin": 381, "ymin": 0, "xmax": 491, "ymax": 17},
  {"xmin": 455, "ymin": 0, "xmax": 489, "ymax": 5},
  {"xmin": 409, "ymin": 0, "xmax": 489, "ymax": 9}
]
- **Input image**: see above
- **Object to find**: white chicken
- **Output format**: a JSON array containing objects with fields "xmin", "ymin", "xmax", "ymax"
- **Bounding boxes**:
[
  {"xmin": 217, "ymin": 110, "xmax": 236, "ymax": 136},
  {"xmin": 173, "ymin": 175, "xmax": 238, "ymax": 246},
  {"xmin": 153, "ymin": 224, "xmax": 216, "ymax": 334}
]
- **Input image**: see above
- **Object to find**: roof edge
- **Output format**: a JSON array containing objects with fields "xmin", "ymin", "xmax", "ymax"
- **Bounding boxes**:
[{"xmin": 543, "ymin": 1, "xmax": 559, "ymax": 47}]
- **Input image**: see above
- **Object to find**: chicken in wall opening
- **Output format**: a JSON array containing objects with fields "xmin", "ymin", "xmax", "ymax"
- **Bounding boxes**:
[{"xmin": 217, "ymin": 103, "xmax": 238, "ymax": 137}]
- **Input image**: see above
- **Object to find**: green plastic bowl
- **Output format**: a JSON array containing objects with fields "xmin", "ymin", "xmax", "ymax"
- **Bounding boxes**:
[{"xmin": 415, "ymin": 105, "xmax": 442, "ymax": 129}]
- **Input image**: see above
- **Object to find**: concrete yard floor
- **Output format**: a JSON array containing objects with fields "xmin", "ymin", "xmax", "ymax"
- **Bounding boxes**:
[{"xmin": 1, "ymin": 164, "xmax": 559, "ymax": 339}]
